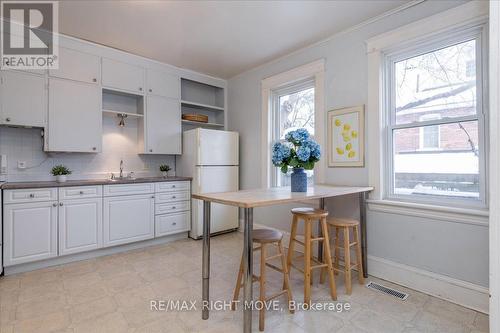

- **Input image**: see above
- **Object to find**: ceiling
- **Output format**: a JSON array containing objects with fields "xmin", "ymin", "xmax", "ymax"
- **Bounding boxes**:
[{"xmin": 59, "ymin": 0, "xmax": 411, "ymax": 79}]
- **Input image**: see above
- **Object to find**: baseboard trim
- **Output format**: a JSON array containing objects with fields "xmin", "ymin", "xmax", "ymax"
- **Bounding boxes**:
[
  {"xmin": 3, "ymin": 233, "xmax": 188, "ymax": 275},
  {"xmin": 368, "ymin": 255, "xmax": 489, "ymax": 314}
]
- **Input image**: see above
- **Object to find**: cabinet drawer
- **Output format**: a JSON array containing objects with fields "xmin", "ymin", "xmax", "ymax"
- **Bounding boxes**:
[
  {"xmin": 155, "ymin": 181, "xmax": 190, "ymax": 193},
  {"xmin": 102, "ymin": 58, "xmax": 145, "ymax": 94},
  {"xmin": 155, "ymin": 201, "xmax": 190, "ymax": 215},
  {"xmin": 155, "ymin": 191, "xmax": 190, "ymax": 204},
  {"xmin": 59, "ymin": 186, "xmax": 102, "ymax": 200},
  {"xmin": 155, "ymin": 212, "xmax": 190, "ymax": 237},
  {"xmin": 4, "ymin": 188, "xmax": 58, "ymax": 204},
  {"xmin": 104, "ymin": 183, "xmax": 155, "ymax": 197}
]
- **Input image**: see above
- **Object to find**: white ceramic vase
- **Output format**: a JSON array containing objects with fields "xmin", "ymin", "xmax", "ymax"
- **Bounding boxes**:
[{"xmin": 56, "ymin": 175, "xmax": 67, "ymax": 183}]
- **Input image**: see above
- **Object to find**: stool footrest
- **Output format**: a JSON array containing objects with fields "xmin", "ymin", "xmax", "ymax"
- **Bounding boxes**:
[
  {"xmin": 333, "ymin": 241, "xmax": 357, "ymax": 248},
  {"xmin": 265, "ymin": 262, "xmax": 284, "ymax": 273},
  {"xmin": 311, "ymin": 263, "xmax": 328, "ymax": 270},
  {"xmin": 310, "ymin": 237, "xmax": 325, "ymax": 242},
  {"xmin": 290, "ymin": 263, "xmax": 304, "ymax": 273},
  {"xmin": 266, "ymin": 290, "xmax": 288, "ymax": 301},
  {"xmin": 293, "ymin": 239, "xmax": 305, "ymax": 246},
  {"xmin": 265, "ymin": 254, "xmax": 283, "ymax": 261}
]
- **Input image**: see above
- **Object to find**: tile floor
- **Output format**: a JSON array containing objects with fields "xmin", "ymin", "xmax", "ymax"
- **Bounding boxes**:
[{"xmin": 0, "ymin": 232, "xmax": 489, "ymax": 333}]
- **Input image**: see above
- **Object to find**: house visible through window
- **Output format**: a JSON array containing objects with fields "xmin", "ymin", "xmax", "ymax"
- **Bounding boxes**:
[
  {"xmin": 386, "ymin": 33, "xmax": 486, "ymax": 204},
  {"xmin": 271, "ymin": 80, "xmax": 315, "ymax": 187}
]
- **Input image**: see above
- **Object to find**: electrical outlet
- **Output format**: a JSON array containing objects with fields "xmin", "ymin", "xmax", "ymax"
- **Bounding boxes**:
[{"xmin": 17, "ymin": 161, "xmax": 26, "ymax": 169}]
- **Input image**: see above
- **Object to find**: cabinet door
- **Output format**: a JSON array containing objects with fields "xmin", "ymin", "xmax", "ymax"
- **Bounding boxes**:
[
  {"xmin": 47, "ymin": 78, "xmax": 102, "ymax": 152},
  {"xmin": 103, "ymin": 194, "xmax": 154, "ymax": 247},
  {"xmin": 49, "ymin": 47, "xmax": 100, "ymax": 84},
  {"xmin": 59, "ymin": 198, "xmax": 103, "ymax": 256},
  {"xmin": 0, "ymin": 71, "xmax": 46, "ymax": 127},
  {"xmin": 146, "ymin": 70, "xmax": 179, "ymax": 99},
  {"xmin": 102, "ymin": 58, "xmax": 145, "ymax": 94},
  {"xmin": 145, "ymin": 95, "xmax": 181, "ymax": 154},
  {"xmin": 3, "ymin": 202, "xmax": 58, "ymax": 266}
]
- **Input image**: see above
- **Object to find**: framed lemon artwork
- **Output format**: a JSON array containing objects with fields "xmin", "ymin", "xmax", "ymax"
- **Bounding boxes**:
[{"xmin": 327, "ymin": 105, "xmax": 365, "ymax": 167}]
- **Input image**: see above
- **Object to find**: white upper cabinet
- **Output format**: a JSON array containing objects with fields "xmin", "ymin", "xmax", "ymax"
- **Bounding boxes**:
[
  {"xmin": 0, "ymin": 71, "xmax": 46, "ymax": 127},
  {"xmin": 145, "ymin": 95, "xmax": 181, "ymax": 154},
  {"xmin": 47, "ymin": 78, "xmax": 102, "ymax": 152},
  {"xmin": 147, "ymin": 69, "xmax": 180, "ymax": 99},
  {"xmin": 49, "ymin": 47, "xmax": 100, "ymax": 84},
  {"xmin": 102, "ymin": 58, "xmax": 145, "ymax": 94}
]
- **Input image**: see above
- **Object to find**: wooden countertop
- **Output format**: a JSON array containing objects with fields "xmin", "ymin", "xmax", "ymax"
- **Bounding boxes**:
[
  {"xmin": 1, "ymin": 176, "xmax": 192, "ymax": 189},
  {"xmin": 192, "ymin": 184, "xmax": 373, "ymax": 208}
]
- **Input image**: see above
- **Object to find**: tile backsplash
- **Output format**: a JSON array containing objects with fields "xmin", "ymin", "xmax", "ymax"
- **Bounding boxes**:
[{"xmin": 0, "ymin": 116, "xmax": 176, "ymax": 182}]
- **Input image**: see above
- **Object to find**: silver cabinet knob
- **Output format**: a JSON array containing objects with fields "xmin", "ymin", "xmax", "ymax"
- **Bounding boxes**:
[
  {"xmin": 79, "ymin": 191, "xmax": 84, "ymax": 195},
  {"xmin": 172, "ymin": 185, "xmax": 176, "ymax": 188},
  {"xmin": 52, "ymin": 203, "xmax": 57, "ymax": 207},
  {"xmin": 59, "ymin": 202, "xmax": 63, "ymax": 206},
  {"xmin": 149, "ymin": 149, "xmax": 153, "ymax": 152},
  {"xmin": 29, "ymin": 193, "xmax": 35, "ymax": 198},
  {"xmin": 139, "ymin": 87, "xmax": 143, "ymax": 91},
  {"xmin": 149, "ymin": 89, "xmax": 152, "ymax": 92},
  {"xmin": 5, "ymin": 117, "xmax": 11, "ymax": 122},
  {"xmin": 92, "ymin": 78, "xmax": 97, "ymax": 82},
  {"xmin": 172, "ymin": 206, "xmax": 176, "ymax": 209},
  {"xmin": 172, "ymin": 222, "xmax": 177, "ymax": 226},
  {"xmin": 151, "ymin": 195, "xmax": 155, "ymax": 199},
  {"xmin": 172, "ymin": 195, "xmax": 176, "ymax": 199},
  {"xmin": 92, "ymin": 147, "xmax": 96, "ymax": 151}
]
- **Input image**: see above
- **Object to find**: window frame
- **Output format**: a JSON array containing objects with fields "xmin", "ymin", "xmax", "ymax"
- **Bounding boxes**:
[
  {"xmin": 270, "ymin": 78, "xmax": 315, "ymax": 187},
  {"xmin": 383, "ymin": 25, "xmax": 488, "ymax": 208}
]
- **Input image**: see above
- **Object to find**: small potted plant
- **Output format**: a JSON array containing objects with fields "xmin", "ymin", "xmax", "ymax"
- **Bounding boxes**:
[
  {"xmin": 51, "ymin": 165, "xmax": 72, "ymax": 183},
  {"xmin": 272, "ymin": 128, "xmax": 321, "ymax": 192},
  {"xmin": 159, "ymin": 164, "xmax": 171, "ymax": 178}
]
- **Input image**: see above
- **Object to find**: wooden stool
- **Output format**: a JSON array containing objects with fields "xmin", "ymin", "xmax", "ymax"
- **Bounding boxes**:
[
  {"xmin": 323, "ymin": 218, "xmax": 364, "ymax": 295},
  {"xmin": 286, "ymin": 208, "xmax": 337, "ymax": 306},
  {"xmin": 232, "ymin": 229, "xmax": 293, "ymax": 331}
]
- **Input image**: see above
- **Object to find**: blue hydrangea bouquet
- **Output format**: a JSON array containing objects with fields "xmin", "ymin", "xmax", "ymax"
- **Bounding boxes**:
[{"xmin": 272, "ymin": 129, "xmax": 321, "ymax": 192}]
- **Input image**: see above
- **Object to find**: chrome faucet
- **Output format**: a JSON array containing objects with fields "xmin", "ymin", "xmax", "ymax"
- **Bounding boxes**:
[{"xmin": 119, "ymin": 160, "xmax": 124, "ymax": 179}]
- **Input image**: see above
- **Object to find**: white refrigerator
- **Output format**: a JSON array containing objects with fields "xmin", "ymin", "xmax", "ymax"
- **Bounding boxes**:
[{"xmin": 177, "ymin": 128, "xmax": 239, "ymax": 239}]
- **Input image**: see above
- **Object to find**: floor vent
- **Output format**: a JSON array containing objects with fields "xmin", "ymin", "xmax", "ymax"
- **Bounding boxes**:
[{"xmin": 366, "ymin": 281, "xmax": 409, "ymax": 300}]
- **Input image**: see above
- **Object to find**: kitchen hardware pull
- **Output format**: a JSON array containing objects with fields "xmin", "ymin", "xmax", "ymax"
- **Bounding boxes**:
[
  {"xmin": 172, "ymin": 196, "xmax": 176, "ymax": 199},
  {"xmin": 29, "ymin": 193, "xmax": 35, "ymax": 198},
  {"xmin": 149, "ymin": 89, "xmax": 152, "ymax": 92},
  {"xmin": 92, "ymin": 78, "xmax": 97, "ymax": 82},
  {"xmin": 92, "ymin": 147, "xmax": 96, "ymax": 151},
  {"xmin": 172, "ymin": 222, "xmax": 177, "ymax": 225},
  {"xmin": 139, "ymin": 87, "xmax": 143, "ymax": 91},
  {"xmin": 5, "ymin": 117, "xmax": 11, "ymax": 122},
  {"xmin": 149, "ymin": 149, "xmax": 153, "ymax": 152},
  {"xmin": 52, "ymin": 203, "xmax": 57, "ymax": 207},
  {"xmin": 151, "ymin": 195, "xmax": 155, "ymax": 199},
  {"xmin": 79, "ymin": 191, "xmax": 84, "ymax": 194},
  {"xmin": 172, "ymin": 206, "xmax": 176, "ymax": 209},
  {"xmin": 59, "ymin": 202, "xmax": 63, "ymax": 206},
  {"xmin": 172, "ymin": 185, "xmax": 176, "ymax": 188}
]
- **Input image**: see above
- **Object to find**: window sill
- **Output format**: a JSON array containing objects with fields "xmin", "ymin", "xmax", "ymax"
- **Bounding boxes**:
[{"xmin": 366, "ymin": 199, "xmax": 489, "ymax": 227}]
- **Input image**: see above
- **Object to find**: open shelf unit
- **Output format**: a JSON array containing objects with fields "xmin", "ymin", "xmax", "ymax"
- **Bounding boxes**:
[
  {"xmin": 102, "ymin": 109, "xmax": 144, "ymax": 118},
  {"xmin": 181, "ymin": 78, "xmax": 225, "ymax": 130}
]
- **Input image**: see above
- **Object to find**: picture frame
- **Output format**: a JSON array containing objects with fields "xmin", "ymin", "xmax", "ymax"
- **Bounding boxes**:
[{"xmin": 327, "ymin": 105, "xmax": 365, "ymax": 167}]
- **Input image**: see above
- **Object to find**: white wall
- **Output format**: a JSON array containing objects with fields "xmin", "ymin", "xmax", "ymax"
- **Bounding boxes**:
[
  {"xmin": 227, "ymin": 0, "xmax": 489, "ymax": 288},
  {"xmin": 0, "ymin": 116, "xmax": 175, "ymax": 181}
]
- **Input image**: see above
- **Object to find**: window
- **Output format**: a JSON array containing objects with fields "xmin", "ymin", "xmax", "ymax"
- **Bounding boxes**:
[
  {"xmin": 385, "ymin": 30, "xmax": 486, "ymax": 205},
  {"xmin": 271, "ymin": 80, "xmax": 315, "ymax": 187}
]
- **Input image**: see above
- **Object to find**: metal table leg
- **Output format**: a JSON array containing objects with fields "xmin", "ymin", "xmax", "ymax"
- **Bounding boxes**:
[
  {"xmin": 318, "ymin": 198, "xmax": 325, "ymax": 262},
  {"xmin": 243, "ymin": 208, "xmax": 254, "ymax": 333},
  {"xmin": 359, "ymin": 192, "xmax": 368, "ymax": 278},
  {"xmin": 202, "ymin": 201, "xmax": 211, "ymax": 320}
]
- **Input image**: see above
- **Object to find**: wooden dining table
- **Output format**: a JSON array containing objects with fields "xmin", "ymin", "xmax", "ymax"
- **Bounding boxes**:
[{"xmin": 192, "ymin": 184, "xmax": 374, "ymax": 333}]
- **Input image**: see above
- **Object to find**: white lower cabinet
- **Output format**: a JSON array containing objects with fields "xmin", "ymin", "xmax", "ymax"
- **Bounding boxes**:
[
  {"xmin": 103, "ymin": 194, "xmax": 155, "ymax": 247},
  {"xmin": 3, "ymin": 201, "xmax": 58, "ymax": 266},
  {"xmin": 155, "ymin": 211, "xmax": 190, "ymax": 237},
  {"xmin": 59, "ymin": 198, "xmax": 103, "ymax": 255}
]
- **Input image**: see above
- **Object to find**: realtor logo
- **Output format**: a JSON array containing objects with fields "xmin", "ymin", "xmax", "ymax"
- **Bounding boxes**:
[{"xmin": 1, "ymin": 1, "xmax": 59, "ymax": 69}]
